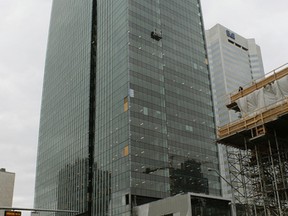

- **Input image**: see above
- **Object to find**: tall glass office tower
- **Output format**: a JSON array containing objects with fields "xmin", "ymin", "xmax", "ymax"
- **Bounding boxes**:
[{"xmin": 34, "ymin": 1, "xmax": 221, "ymax": 216}]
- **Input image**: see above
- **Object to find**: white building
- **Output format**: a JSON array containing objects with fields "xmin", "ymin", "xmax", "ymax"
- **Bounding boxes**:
[
  {"xmin": 134, "ymin": 192, "xmax": 231, "ymax": 216},
  {"xmin": 205, "ymin": 24, "xmax": 265, "ymax": 198},
  {"xmin": 206, "ymin": 24, "xmax": 265, "ymax": 127},
  {"xmin": 0, "ymin": 168, "xmax": 15, "ymax": 207}
]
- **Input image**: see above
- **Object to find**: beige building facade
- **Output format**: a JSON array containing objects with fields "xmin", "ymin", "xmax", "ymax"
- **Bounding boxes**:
[{"xmin": 0, "ymin": 168, "xmax": 15, "ymax": 207}]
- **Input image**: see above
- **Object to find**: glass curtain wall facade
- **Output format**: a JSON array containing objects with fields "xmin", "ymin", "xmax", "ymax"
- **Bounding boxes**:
[
  {"xmin": 34, "ymin": 0, "xmax": 92, "ymax": 214},
  {"xmin": 35, "ymin": 1, "xmax": 221, "ymax": 216}
]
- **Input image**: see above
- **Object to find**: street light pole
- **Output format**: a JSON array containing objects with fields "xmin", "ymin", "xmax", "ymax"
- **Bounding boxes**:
[{"xmin": 208, "ymin": 168, "xmax": 237, "ymax": 216}]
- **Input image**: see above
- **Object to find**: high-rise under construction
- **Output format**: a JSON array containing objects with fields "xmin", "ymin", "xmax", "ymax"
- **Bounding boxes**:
[{"xmin": 218, "ymin": 64, "xmax": 288, "ymax": 216}]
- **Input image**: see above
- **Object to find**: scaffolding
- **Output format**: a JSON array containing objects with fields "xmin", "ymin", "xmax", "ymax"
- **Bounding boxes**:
[{"xmin": 218, "ymin": 64, "xmax": 288, "ymax": 216}]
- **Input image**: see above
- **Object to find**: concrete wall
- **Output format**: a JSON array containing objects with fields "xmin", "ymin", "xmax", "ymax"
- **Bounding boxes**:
[
  {"xmin": 135, "ymin": 194, "xmax": 191, "ymax": 216},
  {"xmin": 0, "ymin": 169, "xmax": 15, "ymax": 207}
]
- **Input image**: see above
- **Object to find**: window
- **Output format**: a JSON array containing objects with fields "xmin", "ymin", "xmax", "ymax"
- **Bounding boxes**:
[
  {"xmin": 123, "ymin": 145, "xmax": 129, "ymax": 157},
  {"xmin": 124, "ymin": 97, "xmax": 128, "ymax": 112},
  {"xmin": 143, "ymin": 107, "xmax": 148, "ymax": 115},
  {"xmin": 125, "ymin": 194, "xmax": 129, "ymax": 205}
]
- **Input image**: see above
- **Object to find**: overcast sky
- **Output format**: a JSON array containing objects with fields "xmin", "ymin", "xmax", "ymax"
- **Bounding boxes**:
[{"xmin": 0, "ymin": 0, "xmax": 287, "ymax": 213}]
